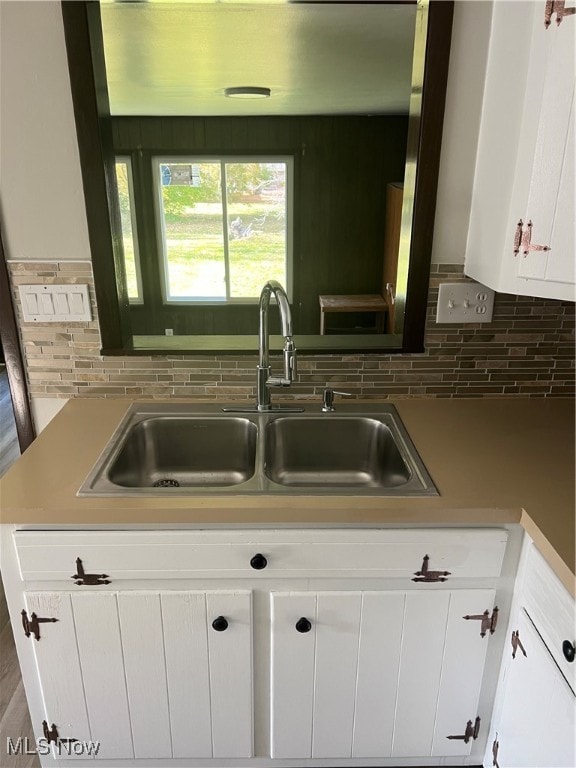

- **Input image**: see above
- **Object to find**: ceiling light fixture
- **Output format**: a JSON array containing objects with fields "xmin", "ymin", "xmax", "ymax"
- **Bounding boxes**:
[{"xmin": 224, "ymin": 86, "xmax": 271, "ymax": 99}]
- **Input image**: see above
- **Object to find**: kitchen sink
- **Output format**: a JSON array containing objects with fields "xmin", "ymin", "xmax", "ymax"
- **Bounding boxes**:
[
  {"xmin": 78, "ymin": 403, "xmax": 437, "ymax": 496},
  {"xmin": 264, "ymin": 416, "xmax": 411, "ymax": 488},
  {"xmin": 107, "ymin": 416, "xmax": 257, "ymax": 488}
]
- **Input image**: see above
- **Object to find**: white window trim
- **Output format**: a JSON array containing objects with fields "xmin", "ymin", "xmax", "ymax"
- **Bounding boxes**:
[{"xmin": 152, "ymin": 155, "xmax": 293, "ymax": 305}]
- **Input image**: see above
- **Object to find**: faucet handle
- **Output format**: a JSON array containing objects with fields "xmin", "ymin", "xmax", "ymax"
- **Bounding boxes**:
[
  {"xmin": 266, "ymin": 338, "xmax": 297, "ymax": 388},
  {"xmin": 266, "ymin": 376, "xmax": 292, "ymax": 388},
  {"xmin": 284, "ymin": 339, "xmax": 297, "ymax": 381},
  {"xmin": 321, "ymin": 388, "xmax": 352, "ymax": 412}
]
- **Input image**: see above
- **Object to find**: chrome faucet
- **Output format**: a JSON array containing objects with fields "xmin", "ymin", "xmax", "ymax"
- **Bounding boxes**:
[
  {"xmin": 223, "ymin": 280, "xmax": 302, "ymax": 413},
  {"xmin": 256, "ymin": 280, "xmax": 298, "ymax": 410}
]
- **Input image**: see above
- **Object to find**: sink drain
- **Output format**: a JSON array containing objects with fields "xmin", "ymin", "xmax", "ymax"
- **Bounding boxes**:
[{"xmin": 152, "ymin": 478, "xmax": 180, "ymax": 488}]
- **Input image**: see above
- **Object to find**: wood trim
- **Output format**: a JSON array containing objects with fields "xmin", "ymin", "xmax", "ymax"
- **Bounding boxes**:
[
  {"xmin": 60, "ymin": 1, "xmax": 133, "ymax": 352},
  {"xmin": 402, "ymin": 0, "xmax": 455, "ymax": 352},
  {"xmin": 0, "ymin": 224, "xmax": 35, "ymax": 451}
]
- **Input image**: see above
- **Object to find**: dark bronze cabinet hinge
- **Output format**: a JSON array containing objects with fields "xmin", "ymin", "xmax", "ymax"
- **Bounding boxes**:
[
  {"xmin": 447, "ymin": 716, "xmax": 481, "ymax": 743},
  {"xmin": 545, "ymin": 0, "xmax": 576, "ymax": 27},
  {"xmin": 42, "ymin": 721, "xmax": 77, "ymax": 746},
  {"xmin": 21, "ymin": 610, "xmax": 58, "ymax": 641},
  {"xmin": 513, "ymin": 219, "xmax": 550, "ymax": 257},
  {"xmin": 71, "ymin": 557, "xmax": 110, "ymax": 586},
  {"xmin": 463, "ymin": 606, "xmax": 499, "ymax": 637},
  {"xmin": 412, "ymin": 554, "xmax": 451, "ymax": 583},
  {"xmin": 511, "ymin": 629, "xmax": 527, "ymax": 658},
  {"xmin": 492, "ymin": 736, "xmax": 500, "ymax": 768}
]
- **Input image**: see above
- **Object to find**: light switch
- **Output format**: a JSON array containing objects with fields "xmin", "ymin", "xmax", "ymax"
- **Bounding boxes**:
[
  {"xmin": 18, "ymin": 284, "xmax": 92, "ymax": 322},
  {"xmin": 69, "ymin": 292, "xmax": 84, "ymax": 315},
  {"xmin": 56, "ymin": 293, "xmax": 70, "ymax": 314},
  {"xmin": 436, "ymin": 282, "xmax": 495, "ymax": 324},
  {"xmin": 41, "ymin": 293, "xmax": 55, "ymax": 315},
  {"xmin": 25, "ymin": 293, "xmax": 39, "ymax": 315}
]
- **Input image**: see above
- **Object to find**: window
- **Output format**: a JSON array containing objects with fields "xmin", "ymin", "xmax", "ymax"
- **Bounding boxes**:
[
  {"xmin": 153, "ymin": 157, "xmax": 292, "ymax": 303},
  {"xmin": 114, "ymin": 158, "xmax": 142, "ymax": 303}
]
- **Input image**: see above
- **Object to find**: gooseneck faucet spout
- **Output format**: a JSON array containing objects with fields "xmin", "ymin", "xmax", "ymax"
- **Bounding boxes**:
[{"xmin": 257, "ymin": 280, "xmax": 298, "ymax": 410}]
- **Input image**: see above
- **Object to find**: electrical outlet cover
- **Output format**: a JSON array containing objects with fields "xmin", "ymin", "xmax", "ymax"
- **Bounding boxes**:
[{"xmin": 436, "ymin": 282, "xmax": 495, "ymax": 324}]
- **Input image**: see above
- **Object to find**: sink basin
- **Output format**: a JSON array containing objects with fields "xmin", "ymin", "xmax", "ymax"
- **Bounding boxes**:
[
  {"xmin": 264, "ymin": 417, "xmax": 411, "ymax": 487},
  {"xmin": 78, "ymin": 403, "xmax": 437, "ymax": 496},
  {"xmin": 82, "ymin": 413, "xmax": 257, "ymax": 491}
]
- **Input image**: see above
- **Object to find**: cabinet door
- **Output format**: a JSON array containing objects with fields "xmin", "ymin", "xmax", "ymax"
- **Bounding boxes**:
[
  {"xmin": 24, "ymin": 590, "xmax": 253, "ymax": 760},
  {"xmin": 515, "ymin": 11, "xmax": 575, "ymax": 289},
  {"xmin": 465, "ymin": 0, "xmax": 575, "ymax": 299},
  {"xmin": 270, "ymin": 589, "xmax": 496, "ymax": 759},
  {"xmin": 494, "ymin": 608, "xmax": 575, "ymax": 767}
]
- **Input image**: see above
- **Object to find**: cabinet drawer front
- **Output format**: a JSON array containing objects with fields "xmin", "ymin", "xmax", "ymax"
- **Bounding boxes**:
[
  {"xmin": 13, "ymin": 528, "xmax": 508, "ymax": 582},
  {"xmin": 523, "ymin": 545, "xmax": 575, "ymax": 691}
]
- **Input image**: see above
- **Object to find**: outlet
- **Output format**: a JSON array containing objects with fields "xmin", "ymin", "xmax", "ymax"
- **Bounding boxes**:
[
  {"xmin": 165, "ymin": 328, "xmax": 174, "ymax": 336},
  {"xmin": 436, "ymin": 282, "xmax": 495, "ymax": 324}
]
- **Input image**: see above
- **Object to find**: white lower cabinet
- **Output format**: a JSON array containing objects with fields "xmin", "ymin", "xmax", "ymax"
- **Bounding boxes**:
[
  {"xmin": 492, "ymin": 609, "xmax": 575, "ymax": 768},
  {"xmin": 271, "ymin": 589, "xmax": 496, "ymax": 760},
  {"xmin": 27, "ymin": 585, "xmax": 497, "ymax": 763},
  {"xmin": 4, "ymin": 527, "xmax": 512, "ymax": 765},
  {"xmin": 24, "ymin": 590, "xmax": 253, "ymax": 760},
  {"xmin": 486, "ymin": 543, "xmax": 575, "ymax": 768}
]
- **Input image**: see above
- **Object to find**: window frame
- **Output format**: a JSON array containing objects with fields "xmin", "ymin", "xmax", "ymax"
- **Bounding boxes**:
[{"xmin": 152, "ymin": 155, "xmax": 294, "ymax": 306}]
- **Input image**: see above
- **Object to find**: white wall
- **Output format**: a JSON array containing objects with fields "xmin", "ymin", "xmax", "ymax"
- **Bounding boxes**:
[
  {"xmin": 0, "ymin": 0, "xmax": 91, "ymax": 261},
  {"xmin": 0, "ymin": 1, "xmax": 92, "ymax": 432},
  {"xmin": 30, "ymin": 396, "xmax": 67, "ymax": 434}
]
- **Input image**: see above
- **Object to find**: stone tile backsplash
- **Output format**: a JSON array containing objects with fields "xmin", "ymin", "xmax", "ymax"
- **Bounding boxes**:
[{"xmin": 8, "ymin": 260, "xmax": 575, "ymax": 400}]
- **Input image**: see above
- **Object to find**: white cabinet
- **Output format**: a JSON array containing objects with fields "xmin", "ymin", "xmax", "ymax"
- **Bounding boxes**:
[
  {"xmin": 486, "ymin": 542, "xmax": 575, "ymax": 767},
  {"xmin": 492, "ymin": 608, "xmax": 575, "ymax": 767},
  {"xmin": 465, "ymin": 0, "xmax": 575, "ymax": 300},
  {"xmin": 4, "ymin": 527, "xmax": 510, "ymax": 766},
  {"xmin": 271, "ymin": 589, "xmax": 497, "ymax": 760},
  {"xmin": 23, "ymin": 590, "xmax": 253, "ymax": 760}
]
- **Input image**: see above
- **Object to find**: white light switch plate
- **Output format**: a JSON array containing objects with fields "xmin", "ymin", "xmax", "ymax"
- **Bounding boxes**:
[
  {"xmin": 436, "ymin": 282, "xmax": 495, "ymax": 323},
  {"xmin": 19, "ymin": 284, "xmax": 92, "ymax": 322}
]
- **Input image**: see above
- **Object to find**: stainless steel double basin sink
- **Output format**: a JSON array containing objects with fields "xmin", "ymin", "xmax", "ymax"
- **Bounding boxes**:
[{"xmin": 78, "ymin": 403, "xmax": 438, "ymax": 497}]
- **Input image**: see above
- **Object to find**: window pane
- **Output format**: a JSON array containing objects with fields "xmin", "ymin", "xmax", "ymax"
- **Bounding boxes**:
[
  {"xmin": 159, "ymin": 162, "xmax": 226, "ymax": 300},
  {"xmin": 115, "ymin": 160, "xmax": 140, "ymax": 301},
  {"xmin": 226, "ymin": 162, "xmax": 287, "ymax": 298}
]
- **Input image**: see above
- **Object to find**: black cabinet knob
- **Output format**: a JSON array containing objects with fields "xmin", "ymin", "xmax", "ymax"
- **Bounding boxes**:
[
  {"xmin": 562, "ymin": 640, "xmax": 575, "ymax": 662},
  {"xmin": 295, "ymin": 617, "xmax": 312, "ymax": 633},
  {"xmin": 250, "ymin": 553, "xmax": 268, "ymax": 570},
  {"xmin": 212, "ymin": 616, "xmax": 228, "ymax": 632}
]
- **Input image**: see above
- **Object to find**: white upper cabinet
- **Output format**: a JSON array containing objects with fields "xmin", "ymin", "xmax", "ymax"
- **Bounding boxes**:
[{"xmin": 465, "ymin": 0, "xmax": 575, "ymax": 300}]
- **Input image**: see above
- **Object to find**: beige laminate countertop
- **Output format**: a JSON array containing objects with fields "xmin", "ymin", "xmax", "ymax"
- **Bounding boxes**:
[{"xmin": 1, "ymin": 398, "xmax": 574, "ymax": 592}]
